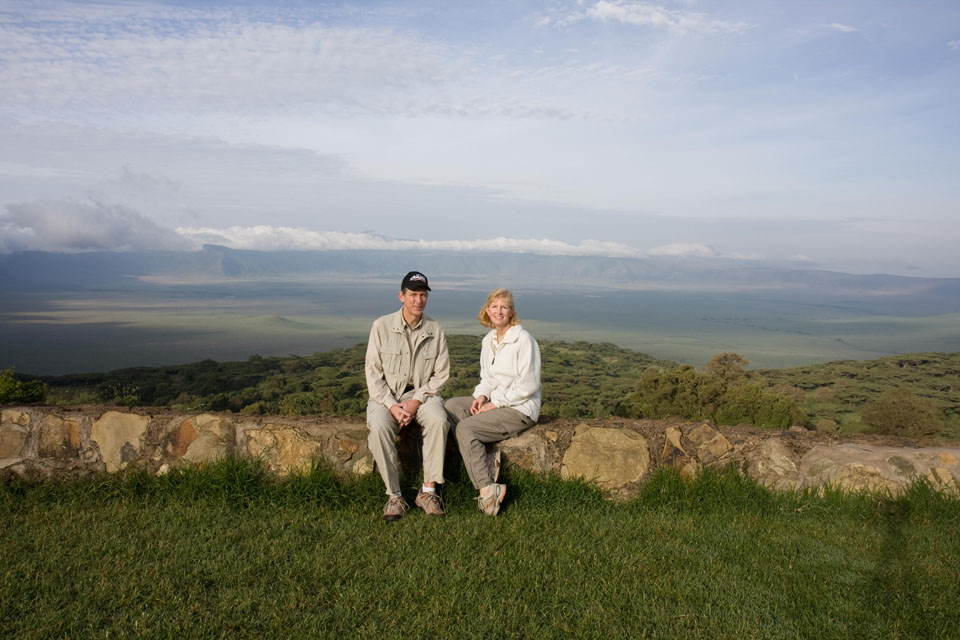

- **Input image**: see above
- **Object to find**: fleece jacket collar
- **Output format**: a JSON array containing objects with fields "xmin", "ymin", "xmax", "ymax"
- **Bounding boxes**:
[{"xmin": 496, "ymin": 324, "xmax": 522, "ymax": 344}]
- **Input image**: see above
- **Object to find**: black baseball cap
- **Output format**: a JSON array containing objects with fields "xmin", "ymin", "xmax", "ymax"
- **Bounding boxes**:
[{"xmin": 401, "ymin": 271, "xmax": 431, "ymax": 291}]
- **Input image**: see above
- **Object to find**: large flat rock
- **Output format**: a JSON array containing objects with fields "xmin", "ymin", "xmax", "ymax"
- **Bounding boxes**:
[{"xmin": 561, "ymin": 424, "xmax": 651, "ymax": 492}]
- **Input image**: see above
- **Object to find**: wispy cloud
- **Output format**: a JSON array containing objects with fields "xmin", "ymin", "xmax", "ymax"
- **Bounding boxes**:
[
  {"xmin": 0, "ymin": 9, "xmax": 458, "ymax": 117},
  {"xmin": 0, "ymin": 5, "xmax": 610, "ymax": 125},
  {"xmin": 108, "ymin": 166, "xmax": 181, "ymax": 193},
  {"xmin": 830, "ymin": 23, "xmax": 859, "ymax": 33},
  {"xmin": 949, "ymin": 39, "xmax": 960, "ymax": 51},
  {"xmin": 540, "ymin": 1, "xmax": 749, "ymax": 34}
]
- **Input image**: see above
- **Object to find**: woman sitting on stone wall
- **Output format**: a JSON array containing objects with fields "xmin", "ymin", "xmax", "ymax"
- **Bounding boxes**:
[{"xmin": 444, "ymin": 288, "xmax": 541, "ymax": 516}]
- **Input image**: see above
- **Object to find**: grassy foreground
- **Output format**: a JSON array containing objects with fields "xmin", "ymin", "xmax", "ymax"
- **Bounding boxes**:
[{"xmin": 2, "ymin": 461, "xmax": 959, "ymax": 639}]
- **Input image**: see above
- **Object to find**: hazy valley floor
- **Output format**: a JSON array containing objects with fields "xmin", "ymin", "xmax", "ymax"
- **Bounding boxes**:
[{"xmin": 4, "ymin": 279, "xmax": 960, "ymax": 374}]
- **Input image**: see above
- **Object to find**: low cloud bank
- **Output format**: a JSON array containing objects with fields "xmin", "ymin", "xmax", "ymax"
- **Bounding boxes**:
[
  {"xmin": 177, "ymin": 225, "xmax": 642, "ymax": 258},
  {"xmin": 646, "ymin": 242, "xmax": 762, "ymax": 261},
  {"xmin": 646, "ymin": 242, "xmax": 716, "ymax": 258},
  {"xmin": 2, "ymin": 199, "xmax": 760, "ymax": 262}
]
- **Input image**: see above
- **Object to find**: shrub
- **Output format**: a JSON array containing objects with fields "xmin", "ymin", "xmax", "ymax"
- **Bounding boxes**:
[
  {"xmin": 768, "ymin": 383, "xmax": 806, "ymax": 404},
  {"xmin": 814, "ymin": 386, "xmax": 837, "ymax": 402},
  {"xmin": 0, "ymin": 368, "xmax": 47, "ymax": 404},
  {"xmin": 620, "ymin": 360, "xmax": 806, "ymax": 428},
  {"xmin": 620, "ymin": 366, "xmax": 724, "ymax": 421},
  {"xmin": 862, "ymin": 387, "xmax": 943, "ymax": 439},
  {"xmin": 96, "ymin": 381, "xmax": 140, "ymax": 406},
  {"xmin": 814, "ymin": 418, "xmax": 838, "ymax": 432},
  {"xmin": 714, "ymin": 383, "xmax": 805, "ymax": 428},
  {"xmin": 278, "ymin": 392, "xmax": 325, "ymax": 416}
]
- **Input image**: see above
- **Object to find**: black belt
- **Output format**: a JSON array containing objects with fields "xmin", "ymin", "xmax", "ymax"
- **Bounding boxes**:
[{"xmin": 403, "ymin": 385, "xmax": 414, "ymax": 393}]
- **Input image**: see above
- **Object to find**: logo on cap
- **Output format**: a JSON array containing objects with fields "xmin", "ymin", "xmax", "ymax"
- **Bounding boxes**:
[{"xmin": 401, "ymin": 271, "xmax": 431, "ymax": 291}]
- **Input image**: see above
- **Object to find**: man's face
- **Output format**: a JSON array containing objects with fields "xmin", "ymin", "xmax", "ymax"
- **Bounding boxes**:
[{"xmin": 399, "ymin": 288, "xmax": 429, "ymax": 320}]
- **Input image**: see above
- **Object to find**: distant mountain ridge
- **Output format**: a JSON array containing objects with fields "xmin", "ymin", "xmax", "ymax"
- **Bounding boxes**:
[{"xmin": 4, "ymin": 244, "xmax": 960, "ymax": 298}]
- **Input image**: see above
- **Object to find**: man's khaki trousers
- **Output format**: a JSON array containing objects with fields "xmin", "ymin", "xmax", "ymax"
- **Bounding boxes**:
[{"xmin": 366, "ymin": 392, "xmax": 449, "ymax": 495}]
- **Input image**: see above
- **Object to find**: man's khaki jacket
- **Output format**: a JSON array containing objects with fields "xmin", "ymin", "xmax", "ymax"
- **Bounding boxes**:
[{"xmin": 364, "ymin": 310, "xmax": 450, "ymax": 408}]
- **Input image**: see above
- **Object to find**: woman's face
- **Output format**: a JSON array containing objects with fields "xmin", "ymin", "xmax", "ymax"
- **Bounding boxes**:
[{"xmin": 487, "ymin": 297, "xmax": 513, "ymax": 330}]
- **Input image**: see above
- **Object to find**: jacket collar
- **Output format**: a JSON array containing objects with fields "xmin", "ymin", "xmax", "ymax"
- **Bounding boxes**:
[
  {"xmin": 493, "ymin": 324, "xmax": 522, "ymax": 344},
  {"xmin": 388, "ymin": 309, "xmax": 434, "ymax": 335}
]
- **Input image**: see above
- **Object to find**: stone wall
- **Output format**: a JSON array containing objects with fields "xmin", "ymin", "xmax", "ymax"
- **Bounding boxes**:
[{"xmin": 2, "ymin": 406, "xmax": 959, "ymax": 498}]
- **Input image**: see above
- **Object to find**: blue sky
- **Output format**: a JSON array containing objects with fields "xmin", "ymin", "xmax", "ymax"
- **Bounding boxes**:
[{"xmin": 1, "ymin": 0, "xmax": 958, "ymax": 275}]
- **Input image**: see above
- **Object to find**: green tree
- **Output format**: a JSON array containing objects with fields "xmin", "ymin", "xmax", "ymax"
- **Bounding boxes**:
[{"xmin": 705, "ymin": 352, "xmax": 749, "ymax": 383}]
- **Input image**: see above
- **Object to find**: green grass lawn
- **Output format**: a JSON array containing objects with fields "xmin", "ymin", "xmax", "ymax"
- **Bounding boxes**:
[{"xmin": 3, "ymin": 461, "xmax": 959, "ymax": 639}]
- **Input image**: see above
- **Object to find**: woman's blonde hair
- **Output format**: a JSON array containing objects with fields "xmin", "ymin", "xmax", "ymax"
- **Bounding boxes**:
[{"xmin": 478, "ymin": 288, "xmax": 520, "ymax": 328}]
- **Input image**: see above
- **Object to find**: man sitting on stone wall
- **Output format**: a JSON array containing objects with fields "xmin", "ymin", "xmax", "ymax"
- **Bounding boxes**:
[{"xmin": 364, "ymin": 271, "xmax": 450, "ymax": 521}]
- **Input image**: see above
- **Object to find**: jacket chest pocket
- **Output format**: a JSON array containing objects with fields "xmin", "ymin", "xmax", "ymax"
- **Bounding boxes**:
[
  {"xmin": 414, "ymin": 337, "xmax": 437, "ymax": 374},
  {"xmin": 381, "ymin": 346, "xmax": 403, "ymax": 374},
  {"xmin": 416, "ymin": 355, "xmax": 436, "ymax": 380}
]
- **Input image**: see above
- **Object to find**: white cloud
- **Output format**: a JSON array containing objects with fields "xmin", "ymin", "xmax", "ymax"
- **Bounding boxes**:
[
  {"xmin": 1, "ymin": 200, "xmax": 192, "ymax": 252},
  {"xmin": 176, "ymin": 225, "xmax": 641, "ymax": 257},
  {"xmin": 830, "ymin": 23, "xmax": 859, "ymax": 33},
  {"xmin": 542, "ymin": 1, "xmax": 749, "ymax": 34},
  {"xmin": 949, "ymin": 40, "xmax": 960, "ymax": 50},
  {"xmin": 645, "ymin": 243, "xmax": 767, "ymax": 261},
  {"xmin": 645, "ymin": 242, "xmax": 716, "ymax": 257},
  {"xmin": 726, "ymin": 251, "xmax": 764, "ymax": 261}
]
